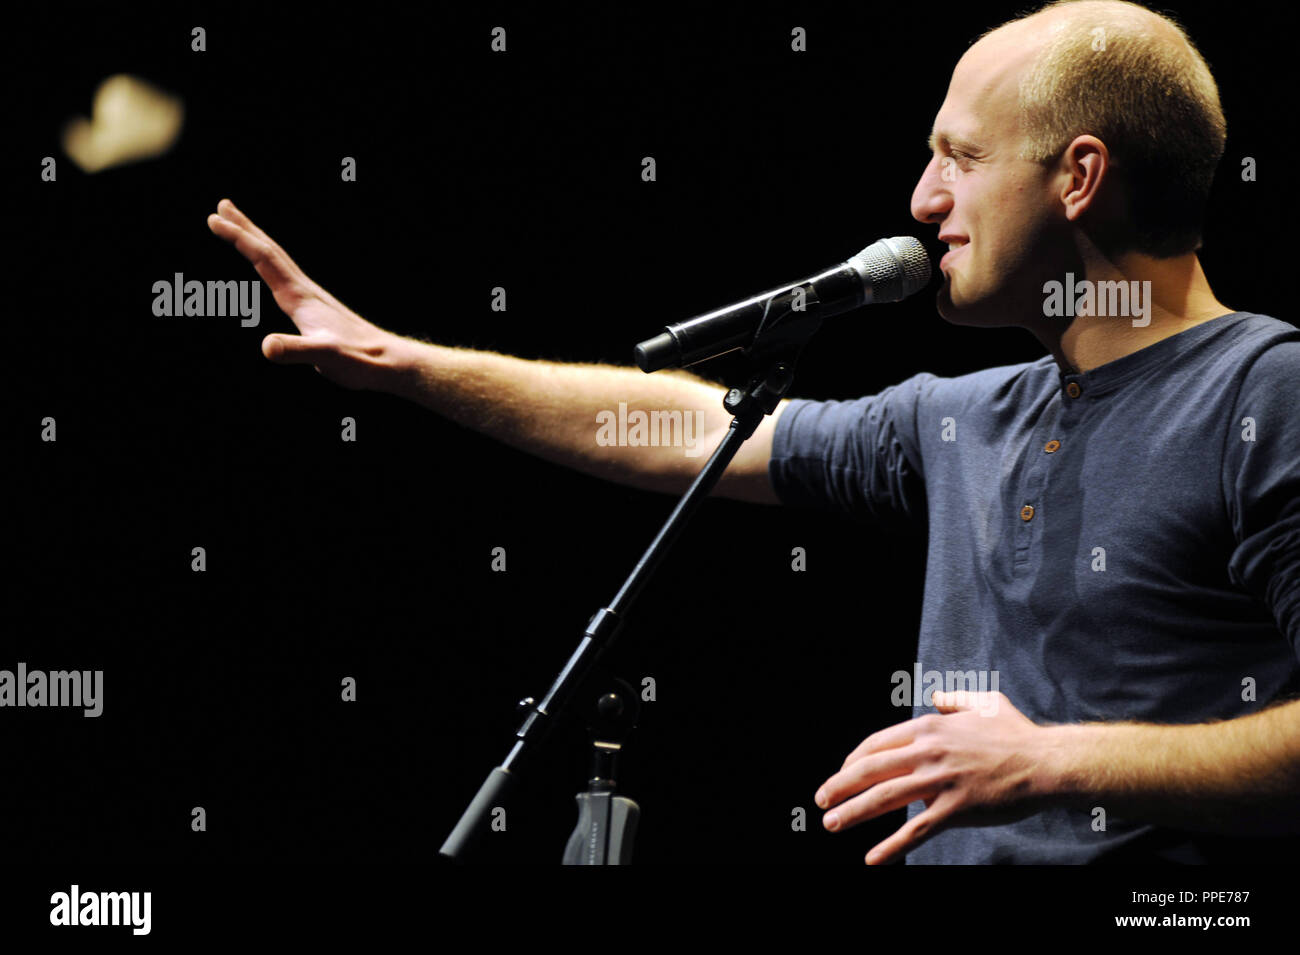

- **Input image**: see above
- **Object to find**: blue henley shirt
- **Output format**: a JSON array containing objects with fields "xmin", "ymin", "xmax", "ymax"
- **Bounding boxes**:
[{"xmin": 769, "ymin": 311, "xmax": 1300, "ymax": 863}]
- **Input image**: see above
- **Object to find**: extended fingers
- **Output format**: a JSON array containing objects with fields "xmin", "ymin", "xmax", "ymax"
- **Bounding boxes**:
[
  {"xmin": 216, "ymin": 198, "xmax": 273, "ymax": 245},
  {"xmin": 864, "ymin": 795, "xmax": 955, "ymax": 865},
  {"xmin": 208, "ymin": 209, "xmax": 304, "ymax": 298},
  {"xmin": 209, "ymin": 200, "xmax": 299, "ymax": 272},
  {"xmin": 839, "ymin": 713, "xmax": 935, "ymax": 771},
  {"xmin": 824, "ymin": 773, "xmax": 945, "ymax": 833},
  {"xmin": 819, "ymin": 744, "xmax": 918, "ymax": 811}
]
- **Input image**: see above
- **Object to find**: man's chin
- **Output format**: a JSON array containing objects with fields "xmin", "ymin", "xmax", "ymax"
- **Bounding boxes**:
[
  {"xmin": 936, "ymin": 289, "xmax": 987, "ymax": 327},
  {"xmin": 936, "ymin": 280, "xmax": 1014, "ymax": 328}
]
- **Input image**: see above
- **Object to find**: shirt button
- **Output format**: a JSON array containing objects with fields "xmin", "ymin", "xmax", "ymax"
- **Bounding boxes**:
[
  {"xmin": 1065, "ymin": 382, "xmax": 1082, "ymax": 398},
  {"xmin": 1020, "ymin": 504, "xmax": 1035, "ymax": 521},
  {"xmin": 1044, "ymin": 439, "xmax": 1060, "ymax": 453}
]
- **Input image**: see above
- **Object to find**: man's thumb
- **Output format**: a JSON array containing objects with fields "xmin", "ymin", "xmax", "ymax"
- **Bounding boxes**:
[{"xmin": 262, "ymin": 334, "xmax": 321, "ymax": 363}]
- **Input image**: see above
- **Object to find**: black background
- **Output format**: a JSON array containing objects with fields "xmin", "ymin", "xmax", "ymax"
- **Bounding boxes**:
[{"xmin": 9, "ymin": 0, "xmax": 1292, "ymax": 881}]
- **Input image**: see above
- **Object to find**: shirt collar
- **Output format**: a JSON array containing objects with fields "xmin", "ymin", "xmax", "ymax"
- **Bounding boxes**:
[{"xmin": 1056, "ymin": 312, "xmax": 1245, "ymax": 397}]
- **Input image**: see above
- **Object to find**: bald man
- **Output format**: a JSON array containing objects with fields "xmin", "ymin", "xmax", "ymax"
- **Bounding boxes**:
[{"xmin": 209, "ymin": 0, "xmax": 1300, "ymax": 864}]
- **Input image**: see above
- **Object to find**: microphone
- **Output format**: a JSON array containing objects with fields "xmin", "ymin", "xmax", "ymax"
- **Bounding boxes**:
[{"xmin": 633, "ymin": 236, "xmax": 932, "ymax": 372}]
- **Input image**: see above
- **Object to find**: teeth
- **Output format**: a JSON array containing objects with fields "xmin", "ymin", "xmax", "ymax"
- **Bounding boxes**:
[{"xmin": 947, "ymin": 242, "xmax": 963, "ymax": 251}]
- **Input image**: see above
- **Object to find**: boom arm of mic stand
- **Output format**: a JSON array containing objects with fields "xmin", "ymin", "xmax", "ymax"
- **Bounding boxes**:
[{"xmin": 439, "ymin": 297, "xmax": 821, "ymax": 862}]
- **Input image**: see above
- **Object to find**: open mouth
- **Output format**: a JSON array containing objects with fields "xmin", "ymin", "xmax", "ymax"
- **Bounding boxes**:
[{"xmin": 940, "ymin": 241, "xmax": 968, "ymax": 268}]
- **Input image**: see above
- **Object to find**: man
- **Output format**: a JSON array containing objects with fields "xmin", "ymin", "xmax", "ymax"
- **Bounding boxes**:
[{"xmin": 208, "ymin": 0, "xmax": 1299, "ymax": 863}]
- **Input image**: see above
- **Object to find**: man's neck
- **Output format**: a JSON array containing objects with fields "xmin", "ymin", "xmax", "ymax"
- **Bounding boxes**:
[{"xmin": 1029, "ymin": 251, "xmax": 1235, "ymax": 374}]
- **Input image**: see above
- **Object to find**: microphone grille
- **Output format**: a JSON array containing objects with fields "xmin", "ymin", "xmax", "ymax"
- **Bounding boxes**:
[{"xmin": 849, "ymin": 236, "xmax": 932, "ymax": 303}]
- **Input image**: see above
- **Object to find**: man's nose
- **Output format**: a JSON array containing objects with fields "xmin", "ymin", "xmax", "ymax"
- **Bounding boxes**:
[{"xmin": 910, "ymin": 157, "xmax": 951, "ymax": 225}]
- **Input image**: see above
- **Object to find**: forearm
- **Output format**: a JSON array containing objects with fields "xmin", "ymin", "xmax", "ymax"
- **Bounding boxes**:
[
  {"xmin": 1039, "ymin": 698, "xmax": 1300, "ymax": 834},
  {"xmin": 205, "ymin": 198, "xmax": 745, "ymax": 495},
  {"xmin": 382, "ymin": 337, "xmax": 732, "ymax": 493}
]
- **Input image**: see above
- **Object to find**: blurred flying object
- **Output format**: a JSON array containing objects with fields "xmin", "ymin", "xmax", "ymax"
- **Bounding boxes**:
[{"xmin": 62, "ymin": 74, "xmax": 184, "ymax": 173}]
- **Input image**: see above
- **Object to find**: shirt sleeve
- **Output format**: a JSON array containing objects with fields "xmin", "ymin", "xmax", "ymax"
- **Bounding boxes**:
[
  {"xmin": 1224, "ymin": 341, "xmax": 1300, "ymax": 659},
  {"xmin": 767, "ymin": 372, "xmax": 932, "ymax": 529}
]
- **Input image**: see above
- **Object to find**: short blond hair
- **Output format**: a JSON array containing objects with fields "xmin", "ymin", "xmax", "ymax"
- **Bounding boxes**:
[{"xmin": 988, "ymin": 0, "xmax": 1226, "ymax": 257}]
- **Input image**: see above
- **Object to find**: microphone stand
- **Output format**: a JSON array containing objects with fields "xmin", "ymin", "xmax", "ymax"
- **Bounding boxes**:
[
  {"xmin": 439, "ymin": 285, "xmax": 825, "ymax": 863},
  {"xmin": 561, "ymin": 676, "xmax": 641, "ymax": 865}
]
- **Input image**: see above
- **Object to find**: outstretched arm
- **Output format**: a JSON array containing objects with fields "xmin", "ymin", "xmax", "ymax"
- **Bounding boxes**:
[{"xmin": 207, "ymin": 198, "xmax": 785, "ymax": 502}]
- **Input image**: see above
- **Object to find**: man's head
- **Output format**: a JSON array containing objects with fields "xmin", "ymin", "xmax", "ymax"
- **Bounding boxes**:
[{"xmin": 910, "ymin": 0, "xmax": 1226, "ymax": 328}]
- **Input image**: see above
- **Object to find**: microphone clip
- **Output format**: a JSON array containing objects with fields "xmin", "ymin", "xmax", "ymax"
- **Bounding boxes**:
[
  {"xmin": 741, "ymin": 280, "xmax": 823, "ymax": 366},
  {"xmin": 722, "ymin": 284, "xmax": 822, "ymax": 420}
]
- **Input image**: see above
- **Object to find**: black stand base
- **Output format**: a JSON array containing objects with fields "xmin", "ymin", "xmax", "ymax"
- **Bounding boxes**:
[{"xmin": 561, "ymin": 675, "xmax": 642, "ymax": 864}]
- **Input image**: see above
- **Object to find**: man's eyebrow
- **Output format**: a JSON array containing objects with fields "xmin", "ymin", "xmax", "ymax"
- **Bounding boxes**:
[{"xmin": 927, "ymin": 130, "xmax": 981, "ymax": 154}]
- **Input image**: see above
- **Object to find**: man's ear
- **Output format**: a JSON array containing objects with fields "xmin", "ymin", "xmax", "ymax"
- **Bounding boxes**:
[{"xmin": 1058, "ymin": 135, "xmax": 1111, "ymax": 223}]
